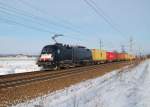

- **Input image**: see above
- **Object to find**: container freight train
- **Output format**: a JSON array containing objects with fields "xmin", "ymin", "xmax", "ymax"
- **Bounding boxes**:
[{"xmin": 37, "ymin": 43, "xmax": 135, "ymax": 69}]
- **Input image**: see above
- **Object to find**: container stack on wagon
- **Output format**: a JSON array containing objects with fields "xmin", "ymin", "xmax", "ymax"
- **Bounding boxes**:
[
  {"xmin": 89, "ymin": 49, "xmax": 135, "ymax": 63},
  {"xmin": 128, "ymin": 54, "xmax": 136, "ymax": 60},
  {"xmin": 106, "ymin": 52, "xmax": 118, "ymax": 62},
  {"xmin": 117, "ymin": 53, "xmax": 127, "ymax": 61},
  {"xmin": 91, "ymin": 49, "xmax": 106, "ymax": 64},
  {"xmin": 117, "ymin": 53, "xmax": 136, "ymax": 61}
]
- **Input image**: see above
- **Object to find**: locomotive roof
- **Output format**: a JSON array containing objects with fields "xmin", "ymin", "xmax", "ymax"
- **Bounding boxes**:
[
  {"xmin": 43, "ymin": 43, "xmax": 87, "ymax": 49},
  {"xmin": 55, "ymin": 43, "xmax": 86, "ymax": 48}
]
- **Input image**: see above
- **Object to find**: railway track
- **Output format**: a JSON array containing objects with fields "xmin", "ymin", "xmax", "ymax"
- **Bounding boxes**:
[{"xmin": 0, "ymin": 61, "xmax": 135, "ymax": 90}]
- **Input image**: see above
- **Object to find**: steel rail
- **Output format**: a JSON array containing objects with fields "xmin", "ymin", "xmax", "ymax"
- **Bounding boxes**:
[{"xmin": 0, "ymin": 61, "xmax": 132, "ymax": 90}]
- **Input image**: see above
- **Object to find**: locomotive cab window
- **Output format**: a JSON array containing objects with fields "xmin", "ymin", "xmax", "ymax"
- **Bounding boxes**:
[{"xmin": 41, "ymin": 46, "xmax": 53, "ymax": 54}]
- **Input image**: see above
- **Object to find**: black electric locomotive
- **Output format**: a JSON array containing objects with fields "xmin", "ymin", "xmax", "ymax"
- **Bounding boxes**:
[{"xmin": 37, "ymin": 43, "xmax": 92, "ymax": 69}]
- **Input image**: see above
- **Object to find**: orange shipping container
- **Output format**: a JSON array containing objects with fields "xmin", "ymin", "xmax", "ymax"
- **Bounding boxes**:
[{"xmin": 117, "ymin": 53, "xmax": 126, "ymax": 61}]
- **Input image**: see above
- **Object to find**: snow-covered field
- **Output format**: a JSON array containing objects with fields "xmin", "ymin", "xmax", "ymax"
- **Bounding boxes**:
[
  {"xmin": 0, "ymin": 57, "xmax": 41, "ymax": 75},
  {"xmin": 13, "ymin": 59, "xmax": 150, "ymax": 107}
]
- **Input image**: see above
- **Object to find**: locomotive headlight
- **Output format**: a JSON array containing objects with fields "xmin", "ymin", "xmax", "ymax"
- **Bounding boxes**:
[
  {"xmin": 40, "ymin": 54, "xmax": 53, "ymax": 61},
  {"xmin": 47, "ymin": 54, "xmax": 53, "ymax": 61}
]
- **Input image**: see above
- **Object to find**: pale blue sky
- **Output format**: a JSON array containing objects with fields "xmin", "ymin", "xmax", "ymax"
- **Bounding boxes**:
[{"xmin": 0, "ymin": 0, "xmax": 149, "ymax": 55}]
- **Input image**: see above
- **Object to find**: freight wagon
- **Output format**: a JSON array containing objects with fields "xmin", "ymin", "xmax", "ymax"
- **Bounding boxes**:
[
  {"xmin": 128, "ymin": 54, "xmax": 136, "ymax": 60},
  {"xmin": 91, "ymin": 49, "xmax": 106, "ymax": 64},
  {"xmin": 106, "ymin": 52, "xmax": 117, "ymax": 62},
  {"xmin": 117, "ymin": 53, "xmax": 128, "ymax": 61}
]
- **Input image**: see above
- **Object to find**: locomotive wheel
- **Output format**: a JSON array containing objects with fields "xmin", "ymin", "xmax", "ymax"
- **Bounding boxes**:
[{"xmin": 53, "ymin": 66, "xmax": 60, "ymax": 70}]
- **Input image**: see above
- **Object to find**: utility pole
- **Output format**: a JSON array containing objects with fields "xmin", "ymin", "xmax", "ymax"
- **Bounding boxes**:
[
  {"xmin": 99, "ymin": 39, "xmax": 102, "ymax": 50},
  {"xmin": 121, "ymin": 45, "xmax": 125, "ymax": 53},
  {"xmin": 129, "ymin": 37, "xmax": 133, "ymax": 54},
  {"xmin": 139, "ymin": 47, "xmax": 143, "ymax": 58}
]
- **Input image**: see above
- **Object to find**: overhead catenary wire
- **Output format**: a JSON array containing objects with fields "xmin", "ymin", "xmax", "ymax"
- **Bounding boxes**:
[
  {"xmin": 0, "ymin": 17, "xmax": 54, "ymax": 33},
  {"xmin": 88, "ymin": 0, "xmax": 120, "ymax": 28},
  {"xmin": 83, "ymin": 0, "xmax": 128, "ymax": 39},
  {"xmin": 0, "ymin": 6, "xmax": 57, "ymax": 33},
  {"xmin": 0, "ymin": 1, "xmax": 88, "ymax": 43},
  {"xmin": 0, "ymin": 1, "xmax": 83, "ymax": 35},
  {"xmin": 0, "ymin": 15, "xmax": 85, "ymax": 43},
  {"xmin": 16, "ymin": 0, "xmax": 84, "ymax": 34},
  {"xmin": 0, "ymin": 2, "xmax": 60, "ymax": 32},
  {"xmin": 0, "ymin": 16, "xmax": 86, "ymax": 43}
]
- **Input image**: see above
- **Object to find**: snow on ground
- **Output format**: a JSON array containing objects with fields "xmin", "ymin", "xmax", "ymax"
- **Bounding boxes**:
[
  {"xmin": 13, "ymin": 59, "xmax": 150, "ymax": 107},
  {"xmin": 0, "ymin": 57, "xmax": 41, "ymax": 75}
]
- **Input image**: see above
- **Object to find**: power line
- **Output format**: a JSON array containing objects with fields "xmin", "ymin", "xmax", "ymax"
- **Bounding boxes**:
[
  {"xmin": 0, "ymin": 17, "xmax": 54, "ymax": 33},
  {"xmin": 0, "ymin": 1, "xmax": 83, "ymax": 35},
  {"xmin": 89, "ymin": 0, "xmax": 115, "ymax": 24},
  {"xmin": 17, "ymin": 0, "xmax": 46, "ymax": 14},
  {"xmin": 16, "ymin": 0, "xmax": 84, "ymax": 35},
  {"xmin": 83, "ymin": 0, "xmax": 128, "ymax": 39},
  {"xmin": 0, "ymin": 13, "xmax": 85, "ymax": 43},
  {"xmin": 17, "ymin": 0, "xmax": 84, "ymax": 34},
  {"xmin": 0, "ymin": 1, "xmax": 102, "ymax": 46},
  {"xmin": 0, "ymin": 16, "xmax": 87, "ymax": 43},
  {"xmin": 0, "ymin": 6, "xmax": 58, "ymax": 32},
  {"xmin": 0, "ymin": 2, "xmax": 59, "ymax": 31},
  {"xmin": 90, "ymin": 0, "xmax": 125, "ymax": 32}
]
